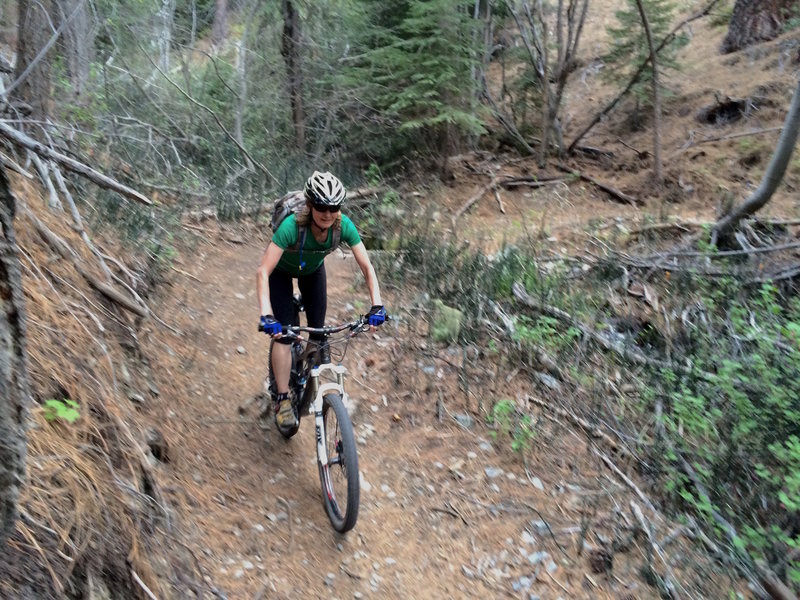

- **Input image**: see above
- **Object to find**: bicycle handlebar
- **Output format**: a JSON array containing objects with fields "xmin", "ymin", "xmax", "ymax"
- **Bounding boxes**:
[
  {"xmin": 277, "ymin": 317, "xmax": 373, "ymax": 341},
  {"xmin": 259, "ymin": 314, "xmax": 391, "ymax": 339}
]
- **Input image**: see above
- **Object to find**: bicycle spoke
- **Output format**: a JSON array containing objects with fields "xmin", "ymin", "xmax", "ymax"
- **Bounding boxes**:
[{"xmin": 318, "ymin": 393, "xmax": 359, "ymax": 532}]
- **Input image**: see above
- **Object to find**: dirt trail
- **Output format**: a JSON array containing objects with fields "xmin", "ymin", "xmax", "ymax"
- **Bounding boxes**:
[{"xmin": 134, "ymin": 229, "xmax": 701, "ymax": 600}]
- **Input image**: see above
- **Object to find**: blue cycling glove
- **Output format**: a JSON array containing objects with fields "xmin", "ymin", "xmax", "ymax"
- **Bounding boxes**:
[
  {"xmin": 366, "ymin": 305, "xmax": 387, "ymax": 327},
  {"xmin": 259, "ymin": 315, "xmax": 282, "ymax": 335}
]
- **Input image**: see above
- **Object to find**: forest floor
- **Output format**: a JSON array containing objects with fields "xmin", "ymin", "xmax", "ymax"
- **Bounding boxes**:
[
  {"xmin": 2, "ymin": 2, "xmax": 800, "ymax": 599},
  {"xmin": 141, "ymin": 223, "xmax": 701, "ymax": 600},
  {"xmin": 133, "ymin": 14, "xmax": 800, "ymax": 598}
]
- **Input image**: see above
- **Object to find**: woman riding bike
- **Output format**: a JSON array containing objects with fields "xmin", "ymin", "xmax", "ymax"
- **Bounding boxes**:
[{"xmin": 256, "ymin": 171, "xmax": 387, "ymax": 431}]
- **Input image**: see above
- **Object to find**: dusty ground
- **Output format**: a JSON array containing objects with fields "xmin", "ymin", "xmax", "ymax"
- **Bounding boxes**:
[
  {"xmin": 125, "ymin": 214, "xmax": 742, "ymax": 599},
  {"xmin": 127, "ymin": 16, "xmax": 800, "ymax": 598}
]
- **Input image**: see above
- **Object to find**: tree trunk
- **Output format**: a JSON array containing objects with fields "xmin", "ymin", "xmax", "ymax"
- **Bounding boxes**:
[
  {"xmin": 634, "ymin": 0, "xmax": 663, "ymax": 187},
  {"xmin": 212, "ymin": 0, "xmax": 228, "ymax": 47},
  {"xmin": 281, "ymin": 0, "xmax": 305, "ymax": 152},
  {"xmin": 721, "ymin": 0, "xmax": 791, "ymax": 54},
  {"xmin": 234, "ymin": 0, "xmax": 260, "ymax": 150},
  {"xmin": 13, "ymin": 0, "xmax": 55, "ymax": 122},
  {"xmin": 55, "ymin": 0, "xmax": 94, "ymax": 103},
  {"xmin": 157, "ymin": 0, "xmax": 176, "ymax": 71},
  {"xmin": 713, "ymin": 78, "xmax": 800, "ymax": 243},
  {"xmin": 0, "ymin": 165, "xmax": 31, "ymax": 547}
]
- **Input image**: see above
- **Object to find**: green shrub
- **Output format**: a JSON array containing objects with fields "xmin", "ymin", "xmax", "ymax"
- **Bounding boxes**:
[
  {"xmin": 487, "ymin": 399, "xmax": 535, "ymax": 454},
  {"xmin": 652, "ymin": 278, "xmax": 800, "ymax": 578},
  {"xmin": 43, "ymin": 399, "xmax": 80, "ymax": 424}
]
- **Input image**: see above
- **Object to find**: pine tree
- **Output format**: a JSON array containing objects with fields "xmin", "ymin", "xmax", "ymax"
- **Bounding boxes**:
[
  {"xmin": 349, "ymin": 0, "xmax": 486, "ymax": 161},
  {"xmin": 603, "ymin": 0, "xmax": 687, "ymax": 111}
]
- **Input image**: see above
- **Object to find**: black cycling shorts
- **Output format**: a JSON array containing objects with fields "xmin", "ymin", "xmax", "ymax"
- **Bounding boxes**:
[{"xmin": 268, "ymin": 265, "xmax": 327, "ymax": 344}]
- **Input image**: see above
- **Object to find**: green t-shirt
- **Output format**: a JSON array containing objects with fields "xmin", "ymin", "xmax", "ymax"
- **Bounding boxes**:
[{"xmin": 272, "ymin": 213, "xmax": 361, "ymax": 276}]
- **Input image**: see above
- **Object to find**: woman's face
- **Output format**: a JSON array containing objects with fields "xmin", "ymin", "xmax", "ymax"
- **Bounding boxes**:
[{"xmin": 310, "ymin": 203, "xmax": 339, "ymax": 229}]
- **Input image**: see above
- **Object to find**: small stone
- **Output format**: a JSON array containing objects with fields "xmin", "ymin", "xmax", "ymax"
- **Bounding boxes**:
[
  {"xmin": 235, "ymin": 293, "xmax": 246, "ymax": 300},
  {"xmin": 461, "ymin": 565, "xmax": 475, "ymax": 578},
  {"xmin": 467, "ymin": 451, "xmax": 477, "ymax": 459},
  {"xmin": 453, "ymin": 413, "xmax": 474, "ymax": 428},
  {"xmin": 521, "ymin": 531, "xmax": 536, "ymax": 545},
  {"xmin": 485, "ymin": 467, "xmax": 503, "ymax": 479},
  {"xmin": 119, "ymin": 363, "xmax": 132, "ymax": 385},
  {"xmin": 242, "ymin": 561, "xmax": 254, "ymax": 570},
  {"xmin": 527, "ymin": 551, "xmax": 550, "ymax": 565},
  {"xmin": 530, "ymin": 477, "xmax": 544, "ymax": 491},
  {"xmin": 324, "ymin": 572, "xmax": 336, "ymax": 586},
  {"xmin": 252, "ymin": 524, "xmax": 265, "ymax": 533},
  {"xmin": 128, "ymin": 392, "xmax": 146, "ymax": 405},
  {"xmin": 530, "ymin": 520, "xmax": 549, "ymax": 535},
  {"xmin": 237, "ymin": 346, "xmax": 247, "ymax": 355},
  {"xmin": 536, "ymin": 372, "xmax": 561, "ymax": 391},
  {"xmin": 233, "ymin": 569, "xmax": 244, "ymax": 579}
]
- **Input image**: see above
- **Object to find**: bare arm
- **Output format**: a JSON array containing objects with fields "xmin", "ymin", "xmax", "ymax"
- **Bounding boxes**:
[
  {"xmin": 350, "ymin": 242, "xmax": 382, "ymax": 306},
  {"xmin": 256, "ymin": 242, "xmax": 285, "ymax": 316}
]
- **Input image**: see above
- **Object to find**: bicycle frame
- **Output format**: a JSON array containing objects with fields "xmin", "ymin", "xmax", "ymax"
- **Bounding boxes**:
[
  {"xmin": 265, "ymin": 313, "xmax": 372, "ymax": 532},
  {"xmin": 304, "ymin": 362, "xmax": 348, "ymax": 472}
]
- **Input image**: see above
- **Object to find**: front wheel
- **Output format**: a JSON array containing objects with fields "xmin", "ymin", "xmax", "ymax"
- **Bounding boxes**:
[{"xmin": 318, "ymin": 393, "xmax": 359, "ymax": 532}]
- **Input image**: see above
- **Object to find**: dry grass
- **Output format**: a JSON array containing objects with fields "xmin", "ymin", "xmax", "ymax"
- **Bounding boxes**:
[{"xmin": 0, "ymin": 173, "xmax": 199, "ymax": 599}]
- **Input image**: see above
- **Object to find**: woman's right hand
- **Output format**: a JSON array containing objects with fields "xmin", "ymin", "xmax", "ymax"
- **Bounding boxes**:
[{"xmin": 259, "ymin": 315, "xmax": 282, "ymax": 336}]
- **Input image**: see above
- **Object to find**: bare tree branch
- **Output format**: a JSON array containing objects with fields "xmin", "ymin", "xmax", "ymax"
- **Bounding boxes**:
[
  {"xmin": 22, "ymin": 206, "xmax": 149, "ymax": 317},
  {"xmin": 135, "ymin": 39, "xmax": 276, "ymax": 183},
  {"xmin": 0, "ymin": 120, "xmax": 152, "ymax": 205},
  {"xmin": 713, "ymin": 77, "xmax": 800, "ymax": 243}
]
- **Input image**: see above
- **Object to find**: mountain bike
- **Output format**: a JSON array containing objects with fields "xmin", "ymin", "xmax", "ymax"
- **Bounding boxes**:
[{"xmin": 264, "ymin": 297, "xmax": 369, "ymax": 533}]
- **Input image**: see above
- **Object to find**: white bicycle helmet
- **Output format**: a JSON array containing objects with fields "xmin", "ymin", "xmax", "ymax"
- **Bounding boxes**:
[{"xmin": 304, "ymin": 171, "xmax": 346, "ymax": 206}]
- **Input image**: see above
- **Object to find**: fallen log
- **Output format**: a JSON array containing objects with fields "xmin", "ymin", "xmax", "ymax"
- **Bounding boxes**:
[{"xmin": 556, "ymin": 164, "xmax": 641, "ymax": 205}]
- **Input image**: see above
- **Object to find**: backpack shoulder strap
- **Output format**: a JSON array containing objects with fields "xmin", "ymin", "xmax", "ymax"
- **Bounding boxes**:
[
  {"xmin": 331, "ymin": 226, "xmax": 341, "ymax": 250},
  {"xmin": 296, "ymin": 224, "xmax": 308, "ymax": 271},
  {"xmin": 289, "ymin": 223, "xmax": 307, "ymax": 250}
]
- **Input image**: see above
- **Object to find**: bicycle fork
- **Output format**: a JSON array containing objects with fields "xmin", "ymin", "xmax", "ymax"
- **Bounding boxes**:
[{"xmin": 306, "ymin": 363, "xmax": 348, "ymax": 473}]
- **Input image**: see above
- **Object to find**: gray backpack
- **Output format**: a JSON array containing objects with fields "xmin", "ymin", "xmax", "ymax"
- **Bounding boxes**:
[{"xmin": 270, "ymin": 190, "xmax": 341, "ymax": 253}]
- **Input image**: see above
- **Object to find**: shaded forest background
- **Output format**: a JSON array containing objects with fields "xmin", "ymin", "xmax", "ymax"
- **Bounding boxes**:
[{"xmin": 1, "ymin": 0, "xmax": 800, "ymax": 598}]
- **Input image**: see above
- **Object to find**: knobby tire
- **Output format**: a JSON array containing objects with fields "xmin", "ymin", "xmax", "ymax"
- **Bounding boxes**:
[{"xmin": 318, "ymin": 393, "xmax": 359, "ymax": 533}]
